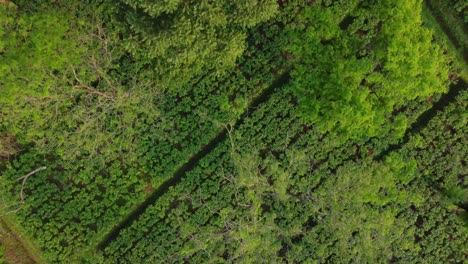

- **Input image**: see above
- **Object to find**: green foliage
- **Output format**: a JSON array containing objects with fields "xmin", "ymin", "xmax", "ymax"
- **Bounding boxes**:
[
  {"xmin": 0, "ymin": 151, "xmax": 147, "ymax": 262},
  {"xmin": 0, "ymin": 242, "xmax": 3, "ymax": 263},
  {"xmin": 0, "ymin": 3, "xmax": 81, "ymax": 107},
  {"xmin": 100, "ymin": 68, "xmax": 452, "ymax": 262},
  {"xmin": 103, "ymin": 0, "xmax": 279, "ymax": 90},
  {"xmin": 287, "ymin": 0, "xmax": 449, "ymax": 139},
  {"xmin": 100, "ymin": 85, "xmax": 303, "ymax": 262},
  {"xmin": 404, "ymin": 89, "xmax": 468, "ymax": 217},
  {"xmin": 451, "ymin": 0, "xmax": 468, "ymax": 23},
  {"xmin": 0, "ymin": 1, "xmax": 157, "ymax": 168},
  {"xmin": 0, "ymin": 0, "xmax": 282, "ymax": 172},
  {"xmin": 120, "ymin": 0, "xmax": 182, "ymax": 17},
  {"xmin": 430, "ymin": 0, "xmax": 468, "ymax": 31},
  {"xmin": 0, "ymin": 0, "xmax": 466, "ymax": 263},
  {"xmin": 0, "ymin": 3, "xmax": 292, "ymax": 261},
  {"xmin": 100, "ymin": 54, "xmax": 465, "ymax": 264}
]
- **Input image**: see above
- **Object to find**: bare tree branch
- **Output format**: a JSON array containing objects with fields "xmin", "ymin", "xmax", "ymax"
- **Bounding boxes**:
[
  {"xmin": 16, "ymin": 166, "xmax": 47, "ymax": 203},
  {"xmin": 223, "ymin": 123, "xmax": 235, "ymax": 151}
]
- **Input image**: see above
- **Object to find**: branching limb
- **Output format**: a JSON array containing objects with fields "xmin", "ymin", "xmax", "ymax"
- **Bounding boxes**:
[
  {"xmin": 16, "ymin": 166, "xmax": 47, "ymax": 203},
  {"xmin": 223, "ymin": 123, "xmax": 235, "ymax": 151}
]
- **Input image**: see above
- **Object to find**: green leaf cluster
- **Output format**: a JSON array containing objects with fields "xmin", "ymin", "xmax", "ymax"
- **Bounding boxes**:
[{"xmin": 287, "ymin": 0, "xmax": 449, "ymax": 139}]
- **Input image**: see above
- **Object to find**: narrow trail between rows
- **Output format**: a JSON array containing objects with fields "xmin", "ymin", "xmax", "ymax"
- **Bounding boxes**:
[{"xmin": 96, "ymin": 71, "xmax": 291, "ymax": 250}]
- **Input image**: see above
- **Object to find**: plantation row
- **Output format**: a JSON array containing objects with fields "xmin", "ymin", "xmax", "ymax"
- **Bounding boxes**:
[
  {"xmin": 0, "ymin": 0, "xmax": 465, "ymax": 262},
  {"xmin": 96, "ymin": 1, "xmax": 466, "ymax": 261},
  {"xmin": 0, "ymin": 3, "xmax": 302, "ymax": 261},
  {"xmin": 100, "ymin": 86, "xmax": 337, "ymax": 262},
  {"xmin": 395, "ymin": 88, "xmax": 467, "ymax": 262},
  {"xmin": 99, "ymin": 80, "xmax": 467, "ymax": 263}
]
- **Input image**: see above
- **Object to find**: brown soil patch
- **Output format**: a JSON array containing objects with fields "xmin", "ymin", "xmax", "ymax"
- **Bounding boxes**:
[
  {"xmin": 0, "ymin": 220, "xmax": 37, "ymax": 264},
  {"xmin": 0, "ymin": 135, "xmax": 20, "ymax": 158},
  {"xmin": 144, "ymin": 182, "xmax": 153, "ymax": 194}
]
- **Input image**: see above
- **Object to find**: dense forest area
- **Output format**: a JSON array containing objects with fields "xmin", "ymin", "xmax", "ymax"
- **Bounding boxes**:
[{"xmin": 0, "ymin": 0, "xmax": 466, "ymax": 263}]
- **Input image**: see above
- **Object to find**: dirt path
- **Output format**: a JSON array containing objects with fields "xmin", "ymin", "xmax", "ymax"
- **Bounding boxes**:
[{"xmin": 0, "ymin": 218, "xmax": 42, "ymax": 264}]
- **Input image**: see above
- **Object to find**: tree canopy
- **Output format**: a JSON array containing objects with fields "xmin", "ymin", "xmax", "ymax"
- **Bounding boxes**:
[
  {"xmin": 105, "ymin": 0, "xmax": 279, "ymax": 90},
  {"xmin": 287, "ymin": 0, "xmax": 449, "ymax": 139}
]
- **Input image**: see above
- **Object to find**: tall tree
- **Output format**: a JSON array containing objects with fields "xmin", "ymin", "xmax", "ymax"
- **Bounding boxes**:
[
  {"xmin": 105, "ymin": 0, "xmax": 279, "ymax": 90},
  {"xmin": 287, "ymin": 0, "xmax": 449, "ymax": 139},
  {"xmin": 0, "ymin": 1, "xmax": 159, "ymax": 168}
]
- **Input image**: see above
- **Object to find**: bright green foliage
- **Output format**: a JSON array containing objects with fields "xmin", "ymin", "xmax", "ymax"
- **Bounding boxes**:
[
  {"xmin": 305, "ymin": 161, "xmax": 418, "ymax": 262},
  {"xmin": 287, "ymin": 0, "xmax": 449, "ymax": 138},
  {"xmin": 0, "ymin": 2, "xmax": 80, "ymax": 133},
  {"xmin": 0, "ymin": 3, "xmax": 81, "ymax": 107},
  {"xmin": 0, "ymin": 1, "xmax": 163, "ymax": 169}
]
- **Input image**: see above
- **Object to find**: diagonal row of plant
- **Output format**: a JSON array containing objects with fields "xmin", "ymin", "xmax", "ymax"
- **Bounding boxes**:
[
  {"xmin": 286, "ymin": 89, "xmax": 467, "ymax": 263},
  {"xmin": 99, "ymin": 19, "xmax": 452, "ymax": 261},
  {"xmin": 94, "ymin": 0, "xmax": 364, "ymax": 255},
  {"xmin": 0, "ymin": 9, "xmax": 295, "ymax": 262},
  {"xmin": 1, "ymin": 0, "xmax": 464, "ymax": 262},
  {"xmin": 99, "ymin": 76, "xmax": 467, "ymax": 264},
  {"xmin": 92, "ymin": 0, "xmax": 312, "ymax": 254},
  {"xmin": 97, "ymin": 0, "xmax": 466, "ymax": 261}
]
